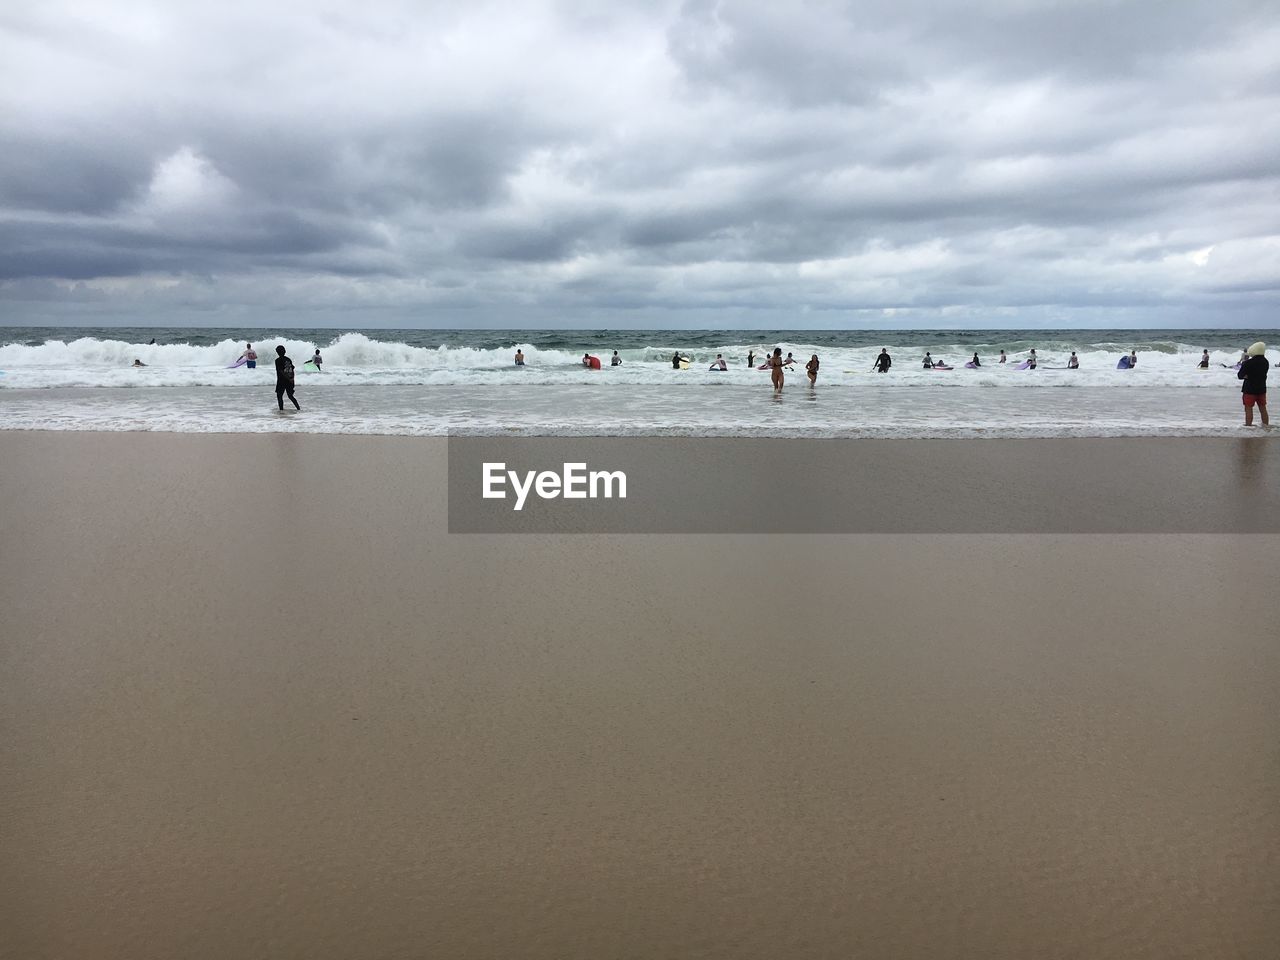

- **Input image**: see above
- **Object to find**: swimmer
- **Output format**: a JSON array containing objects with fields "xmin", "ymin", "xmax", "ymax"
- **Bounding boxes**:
[
  {"xmin": 805, "ymin": 354, "xmax": 819, "ymax": 384},
  {"xmin": 274, "ymin": 345, "xmax": 299, "ymax": 410},
  {"xmin": 131, "ymin": 358, "xmax": 146, "ymax": 367},
  {"xmin": 514, "ymin": 349, "xmax": 525, "ymax": 366},
  {"xmin": 769, "ymin": 348, "xmax": 785, "ymax": 391}
]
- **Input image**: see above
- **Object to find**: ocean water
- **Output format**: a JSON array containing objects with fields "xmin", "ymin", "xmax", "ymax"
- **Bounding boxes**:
[{"xmin": 0, "ymin": 327, "xmax": 1273, "ymax": 437}]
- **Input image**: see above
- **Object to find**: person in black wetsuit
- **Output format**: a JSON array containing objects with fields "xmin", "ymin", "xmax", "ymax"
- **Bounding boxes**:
[
  {"xmin": 672, "ymin": 352, "xmax": 682, "ymax": 369},
  {"xmin": 1238, "ymin": 342, "xmax": 1269, "ymax": 427},
  {"xmin": 971, "ymin": 352, "xmax": 981, "ymax": 367},
  {"xmin": 873, "ymin": 348, "xmax": 892, "ymax": 373},
  {"xmin": 275, "ymin": 345, "xmax": 299, "ymax": 411},
  {"xmin": 747, "ymin": 350, "xmax": 755, "ymax": 368}
]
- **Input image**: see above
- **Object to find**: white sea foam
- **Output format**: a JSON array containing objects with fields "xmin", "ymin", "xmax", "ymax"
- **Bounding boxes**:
[
  {"xmin": 0, "ymin": 332, "xmax": 1260, "ymax": 390},
  {"xmin": 0, "ymin": 384, "xmax": 1268, "ymax": 440}
]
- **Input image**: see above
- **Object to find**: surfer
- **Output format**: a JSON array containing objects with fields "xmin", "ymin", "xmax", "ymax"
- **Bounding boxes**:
[
  {"xmin": 1028, "ymin": 349, "xmax": 1038, "ymax": 370},
  {"xmin": 311, "ymin": 349, "xmax": 323, "ymax": 372},
  {"xmin": 1128, "ymin": 350, "xmax": 1138, "ymax": 368},
  {"xmin": 237, "ymin": 344, "xmax": 257, "ymax": 369},
  {"xmin": 1068, "ymin": 352, "xmax": 1079, "ymax": 369},
  {"xmin": 147, "ymin": 338, "xmax": 156, "ymax": 345},
  {"xmin": 131, "ymin": 358, "xmax": 146, "ymax": 367},
  {"xmin": 747, "ymin": 350, "xmax": 755, "ymax": 368},
  {"xmin": 1238, "ymin": 342, "xmax": 1269, "ymax": 427},
  {"xmin": 672, "ymin": 352, "xmax": 681, "ymax": 369},
  {"xmin": 998, "ymin": 349, "xmax": 1007, "ymax": 364},
  {"xmin": 611, "ymin": 351, "xmax": 622, "ymax": 366},
  {"xmin": 923, "ymin": 352, "xmax": 934, "ymax": 369},
  {"xmin": 971, "ymin": 352, "xmax": 981, "ymax": 367},
  {"xmin": 710, "ymin": 354, "xmax": 728, "ymax": 370},
  {"xmin": 805, "ymin": 354, "xmax": 819, "ymax": 384},
  {"xmin": 582, "ymin": 353, "xmax": 601, "ymax": 369},
  {"xmin": 1199, "ymin": 350, "xmax": 1210, "ymax": 369},
  {"xmin": 514, "ymin": 349, "xmax": 525, "ymax": 366},
  {"xmin": 769, "ymin": 348, "xmax": 785, "ymax": 391},
  {"xmin": 784, "ymin": 352, "xmax": 796, "ymax": 367},
  {"xmin": 274, "ymin": 345, "xmax": 299, "ymax": 411},
  {"xmin": 873, "ymin": 348, "xmax": 892, "ymax": 373}
]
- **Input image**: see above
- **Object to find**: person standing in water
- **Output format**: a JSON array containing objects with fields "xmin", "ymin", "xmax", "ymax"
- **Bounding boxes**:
[
  {"xmin": 769, "ymin": 348, "xmax": 785, "ymax": 391},
  {"xmin": 672, "ymin": 352, "xmax": 682, "ymax": 369},
  {"xmin": 1028, "ymin": 349, "xmax": 1038, "ymax": 370},
  {"xmin": 998, "ymin": 349, "xmax": 1007, "ymax": 364},
  {"xmin": 922, "ymin": 351, "xmax": 934, "ymax": 369},
  {"xmin": 873, "ymin": 348, "xmax": 892, "ymax": 373},
  {"xmin": 611, "ymin": 351, "xmax": 622, "ymax": 366},
  {"xmin": 747, "ymin": 350, "xmax": 755, "ymax": 368},
  {"xmin": 1128, "ymin": 349, "xmax": 1138, "ymax": 368},
  {"xmin": 275, "ymin": 345, "xmax": 299, "ymax": 410},
  {"xmin": 238, "ymin": 343, "xmax": 257, "ymax": 368},
  {"xmin": 1068, "ymin": 352, "xmax": 1079, "ymax": 369},
  {"xmin": 311, "ymin": 349, "xmax": 323, "ymax": 372},
  {"xmin": 1199, "ymin": 350, "xmax": 1210, "ymax": 369},
  {"xmin": 1238, "ymin": 342, "xmax": 1269, "ymax": 427},
  {"xmin": 514, "ymin": 349, "xmax": 525, "ymax": 366},
  {"xmin": 805, "ymin": 354, "xmax": 819, "ymax": 384},
  {"xmin": 970, "ymin": 352, "xmax": 981, "ymax": 367}
]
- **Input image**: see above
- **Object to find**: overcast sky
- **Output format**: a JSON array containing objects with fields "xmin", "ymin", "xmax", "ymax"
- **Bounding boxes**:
[{"xmin": 2, "ymin": 0, "xmax": 1278, "ymax": 328}]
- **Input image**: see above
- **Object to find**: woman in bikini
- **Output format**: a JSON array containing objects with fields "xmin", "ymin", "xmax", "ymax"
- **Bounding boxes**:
[{"xmin": 769, "ymin": 347, "xmax": 785, "ymax": 391}]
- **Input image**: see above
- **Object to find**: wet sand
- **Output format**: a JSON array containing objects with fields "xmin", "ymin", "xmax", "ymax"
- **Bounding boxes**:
[{"xmin": 1, "ymin": 432, "xmax": 1277, "ymax": 959}]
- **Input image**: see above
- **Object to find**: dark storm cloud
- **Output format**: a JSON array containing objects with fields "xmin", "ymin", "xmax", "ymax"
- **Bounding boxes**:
[{"xmin": 1, "ymin": 0, "xmax": 1277, "ymax": 326}]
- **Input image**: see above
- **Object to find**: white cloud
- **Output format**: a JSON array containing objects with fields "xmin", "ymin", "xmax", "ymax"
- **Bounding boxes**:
[{"xmin": 1, "ymin": 0, "xmax": 1278, "ymax": 326}]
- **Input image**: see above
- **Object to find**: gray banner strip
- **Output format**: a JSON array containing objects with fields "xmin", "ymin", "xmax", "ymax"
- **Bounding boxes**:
[{"xmin": 448, "ymin": 437, "xmax": 1280, "ymax": 533}]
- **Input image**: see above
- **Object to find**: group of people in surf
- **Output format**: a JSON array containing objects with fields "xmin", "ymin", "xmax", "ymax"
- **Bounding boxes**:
[
  {"xmin": 868, "ymin": 347, "xmax": 1080, "ymax": 371},
  {"xmin": 524, "ymin": 343, "xmax": 1260, "ymax": 401},
  {"xmin": 231, "ymin": 343, "xmax": 323, "ymax": 372}
]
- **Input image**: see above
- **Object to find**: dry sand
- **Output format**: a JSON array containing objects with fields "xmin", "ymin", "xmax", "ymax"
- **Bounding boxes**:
[{"xmin": 1, "ymin": 431, "xmax": 1277, "ymax": 959}]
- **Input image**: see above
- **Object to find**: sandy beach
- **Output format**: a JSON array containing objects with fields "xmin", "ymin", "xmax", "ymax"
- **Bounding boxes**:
[{"xmin": 2, "ymin": 431, "xmax": 1277, "ymax": 959}]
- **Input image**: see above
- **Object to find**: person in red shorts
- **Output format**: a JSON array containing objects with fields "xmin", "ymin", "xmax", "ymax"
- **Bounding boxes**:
[{"xmin": 1237, "ymin": 341, "xmax": 1269, "ymax": 427}]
